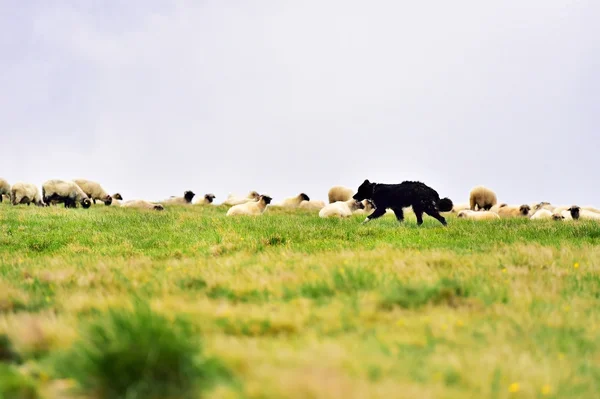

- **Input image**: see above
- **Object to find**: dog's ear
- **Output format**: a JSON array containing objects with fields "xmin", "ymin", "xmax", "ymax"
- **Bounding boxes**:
[{"xmin": 363, "ymin": 179, "xmax": 370, "ymax": 185}]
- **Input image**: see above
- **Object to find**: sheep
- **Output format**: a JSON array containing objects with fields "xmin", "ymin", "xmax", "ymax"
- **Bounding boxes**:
[
  {"xmin": 0, "ymin": 178, "xmax": 9, "ymax": 203},
  {"xmin": 469, "ymin": 186, "xmax": 497, "ymax": 211},
  {"xmin": 274, "ymin": 193, "xmax": 310, "ymax": 208},
  {"xmin": 530, "ymin": 202, "xmax": 554, "ymax": 212},
  {"xmin": 10, "ymin": 183, "xmax": 45, "ymax": 206},
  {"xmin": 298, "ymin": 200, "xmax": 326, "ymax": 211},
  {"xmin": 223, "ymin": 191, "xmax": 261, "ymax": 206},
  {"xmin": 530, "ymin": 209, "xmax": 553, "ymax": 220},
  {"xmin": 581, "ymin": 206, "xmax": 600, "ymax": 214},
  {"xmin": 121, "ymin": 200, "xmax": 164, "ymax": 211},
  {"xmin": 490, "ymin": 203, "xmax": 508, "ymax": 213},
  {"xmin": 457, "ymin": 210, "xmax": 500, "ymax": 220},
  {"xmin": 328, "ymin": 186, "xmax": 354, "ymax": 204},
  {"xmin": 161, "ymin": 191, "xmax": 195, "ymax": 205},
  {"xmin": 552, "ymin": 209, "xmax": 572, "ymax": 221},
  {"xmin": 73, "ymin": 179, "xmax": 114, "ymax": 205},
  {"xmin": 195, "ymin": 193, "xmax": 216, "ymax": 205},
  {"xmin": 42, "ymin": 180, "xmax": 91, "ymax": 209},
  {"xmin": 497, "ymin": 204, "xmax": 531, "ymax": 218},
  {"xmin": 452, "ymin": 203, "xmax": 470, "ymax": 213},
  {"xmin": 353, "ymin": 200, "xmax": 376, "ymax": 215},
  {"xmin": 568, "ymin": 206, "xmax": 600, "ymax": 221},
  {"xmin": 226, "ymin": 195, "xmax": 272, "ymax": 216},
  {"xmin": 319, "ymin": 199, "xmax": 364, "ymax": 218}
]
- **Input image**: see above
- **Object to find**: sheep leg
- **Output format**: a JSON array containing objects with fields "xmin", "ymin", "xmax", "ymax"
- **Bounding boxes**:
[
  {"xmin": 391, "ymin": 207, "xmax": 405, "ymax": 223},
  {"xmin": 362, "ymin": 207, "xmax": 387, "ymax": 224}
]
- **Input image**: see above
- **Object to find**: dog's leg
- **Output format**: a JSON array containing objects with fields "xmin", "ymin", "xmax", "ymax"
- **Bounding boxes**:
[
  {"xmin": 391, "ymin": 207, "xmax": 404, "ymax": 223},
  {"xmin": 413, "ymin": 207, "xmax": 424, "ymax": 225},
  {"xmin": 424, "ymin": 208, "xmax": 448, "ymax": 226},
  {"xmin": 362, "ymin": 207, "xmax": 387, "ymax": 224}
]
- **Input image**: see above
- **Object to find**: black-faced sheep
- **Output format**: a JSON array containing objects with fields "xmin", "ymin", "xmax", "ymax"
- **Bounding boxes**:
[
  {"xmin": 457, "ymin": 210, "xmax": 500, "ymax": 220},
  {"xmin": 0, "ymin": 178, "xmax": 9, "ymax": 203},
  {"xmin": 497, "ymin": 204, "xmax": 531, "ymax": 218},
  {"xmin": 73, "ymin": 179, "xmax": 113, "ymax": 205},
  {"xmin": 223, "ymin": 191, "xmax": 261, "ymax": 206},
  {"xmin": 298, "ymin": 200, "xmax": 326, "ymax": 211},
  {"xmin": 42, "ymin": 180, "xmax": 91, "ymax": 209},
  {"xmin": 226, "ymin": 195, "xmax": 272, "ymax": 216},
  {"xmin": 195, "ymin": 193, "xmax": 216, "ymax": 205},
  {"xmin": 353, "ymin": 179, "xmax": 453, "ymax": 226},
  {"xmin": 162, "ymin": 191, "xmax": 195, "ymax": 205},
  {"xmin": 275, "ymin": 193, "xmax": 310, "ymax": 208},
  {"xmin": 10, "ymin": 183, "xmax": 45, "ymax": 206},
  {"xmin": 121, "ymin": 200, "xmax": 164, "ymax": 211},
  {"xmin": 469, "ymin": 186, "xmax": 497, "ymax": 211},
  {"xmin": 328, "ymin": 186, "xmax": 354, "ymax": 204},
  {"xmin": 319, "ymin": 199, "xmax": 364, "ymax": 218},
  {"xmin": 568, "ymin": 206, "xmax": 600, "ymax": 221}
]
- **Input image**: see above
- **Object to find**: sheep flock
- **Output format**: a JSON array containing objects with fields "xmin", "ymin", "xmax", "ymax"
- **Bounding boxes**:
[{"xmin": 0, "ymin": 178, "xmax": 598, "ymax": 223}]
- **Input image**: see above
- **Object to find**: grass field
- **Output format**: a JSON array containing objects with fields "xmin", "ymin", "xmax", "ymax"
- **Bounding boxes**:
[{"xmin": 1, "ymin": 203, "xmax": 600, "ymax": 398}]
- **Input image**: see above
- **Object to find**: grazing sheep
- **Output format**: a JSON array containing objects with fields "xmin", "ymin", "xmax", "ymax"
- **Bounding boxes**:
[
  {"xmin": 42, "ymin": 180, "xmax": 91, "ymax": 209},
  {"xmin": 328, "ymin": 186, "xmax": 354, "ymax": 204},
  {"xmin": 226, "ymin": 195, "xmax": 272, "ymax": 216},
  {"xmin": 452, "ymin": 203, "xmax": 470, "ymax": 213},
  {"xmin": 10, "ymin": 183, "xmax": 45, "ymax": 206},
  {"xmin": 497, "ymin": 204, "xmax": 531, "ymax": 218},
  {"xmin": 162, "ymin": 191, "xmax": 195, "ymax": 205},
  {"xmin": 223, "ymin": 191, "xmax": 261, "ymax": 206},
  {"xmin": 298, "ymin": 200, "xmax": 326, "ymax": 211},
  {"xmin": 73, "ymin": 179, "xmax": 113, "ymax": 205},
  {"xmin": 0, "ymin": 178, "xmax": 10, "ymax": 203},
  {"xmin": 568, "ymin": 206, "xmax": 600, "ymax": 221},
  {"xmin": 353, "ymin": 200, "xmax": 376, "ymax": 215},
  {"xmin": 353, "ymin": 179, "xmax": 453, "ymax": 226},
  {"xmin": 121, "ymin": 200, "xmax": 164, "ymax": 211},
  {"xmin": 457, "ymin": 210, "xmax": 500, "ymax": 220},
  {"xmin": 276, "ymin": 193, "xmax": 310, "ymax": 208},
  {"xmin": 195, "ymin": 193, "xmax": 216, "ymax": 205},
  {"xmin": 530, "ymin": 209, "xmax": 553, "ymax": 220},
  {"xmin": 319, "ymin": 199, "xmax": 365, "ymax": 218},
  {"xmin": 469, "ymin": 186, "xmax": 497, "ymax": 211}
]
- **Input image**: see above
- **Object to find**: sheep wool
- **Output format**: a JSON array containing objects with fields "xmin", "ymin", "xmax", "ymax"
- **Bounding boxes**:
[
  {"xmin": 298, "ymin": 200, "xmax": 326, "ymax": 211},
  {"xmin": 319, "ymin": 199, "xmax": 364, "ymax": 218},
  {"xmin": 530, "ymin": 209, "xmax": 553, "ymax": 220},
  {"xmin": 276, "ymin": 193, "xmax": 310, "ymax": 208},
  {"xmin": 10, "ymin": 183, "xmax": 45, "ymax": 206},
  {"xmin": 121, "ymin": 200, "xmax": 164, "ymax": 211},
  {"xmin": 452, "ymin": 203, "xmax": 470, "ymax": 213},
  {"xmin": 42, "ymin": 180, "xmax": 91, "ymax": 209},
  {"xmin": 226, "ymin": 195, "xmax": 272, "ymax": 216},
  {"xmin": 469, "ymin": 186, "xmax": 498, "ymax": 211},
  {"xmin": 162, "ymin": 191, "xmax": 195, "ymax": 205},
  {"xmin": 0, "ymin": 178, "xmax": 10, "ymax": 203},
  {"xmin": 73, "ymin": 179, "xmax": 113, "ymax": 205},
  {"xmin": 223, "ymin": 191, "xmax": 261, "ymax": 206},
  {"xmin": 497, "ymin": 204, "xmax": 531, "ymax": 218},
  {"xmin": 569, "ymin": 206, "xmax": 600, "ymax": 221},
  {"xmin": 327, "ymin": 186, "xmax": 354, "ymax": 204},
  {"xmin": 457, "ymin": 210, "xmax": 500, "ymax": 220}
]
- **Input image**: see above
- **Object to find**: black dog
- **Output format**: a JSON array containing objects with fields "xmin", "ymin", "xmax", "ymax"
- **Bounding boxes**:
[{"xmin": 353, "ymin": 179, "xmax": 453, "ymax": 226}]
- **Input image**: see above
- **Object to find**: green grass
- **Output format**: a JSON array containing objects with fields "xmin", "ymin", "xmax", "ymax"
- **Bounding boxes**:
[{"xmin": 1, "ymin": 203, "xmax": 600, "ymax": 398}]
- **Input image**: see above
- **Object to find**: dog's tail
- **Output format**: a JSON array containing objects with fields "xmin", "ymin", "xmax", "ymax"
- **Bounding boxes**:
[{"xmin": 438, "ymin": 197, "xmax": 453, "ymax": 212}]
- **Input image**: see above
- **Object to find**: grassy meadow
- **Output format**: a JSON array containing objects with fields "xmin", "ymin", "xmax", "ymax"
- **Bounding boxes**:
[{"xmin": 1, "ymin": 202, "xmax": 600, "ymax": 398}]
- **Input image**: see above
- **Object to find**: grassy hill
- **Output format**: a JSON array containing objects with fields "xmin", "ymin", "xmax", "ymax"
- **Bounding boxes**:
[{"xmin": 1, "ymin": 203, "xmax": 599, "ymax": 398}]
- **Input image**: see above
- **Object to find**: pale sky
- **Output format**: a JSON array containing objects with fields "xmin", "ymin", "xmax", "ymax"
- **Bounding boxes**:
[{"xmin": 1, "ymin": 1, "xmax": 599, "ymax": 205}]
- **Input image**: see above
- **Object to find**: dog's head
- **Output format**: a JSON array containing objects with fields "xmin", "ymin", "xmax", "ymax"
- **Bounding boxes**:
[{"xmin": 353, "ymin": 179, "xmax": 375, "ymax": 201}]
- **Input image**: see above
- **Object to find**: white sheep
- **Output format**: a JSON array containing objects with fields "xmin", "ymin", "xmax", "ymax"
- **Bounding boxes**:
[
  {"xmin": 353, "ymin": 200, "xmax": 376, "ymax": 215},
  {"xmin": 568, "ymin": 206, "xmax": 600, "ymax": 221},
  {"xmin": 530, "ymin": 209, "xmax": 554, "ymax": 220},
  {"xmin": 73, "ymin": 179, "xmax": 114, "ymax": 205},
  {"xmin": 162, "ymin": 190, "xmax": 195, "ymax": 205},
  {"xmin": 469, "ymin": 186, "xmax": 498, "ymax": 211},
  {"xmin": 194, "ymin": 193, "xmax": 216, "ymax": 205},
  {"xmin": 452, "ymin": 203, "xmax": 470, "ymax": 213},
  {"xmin": 497, "ymin": 204, "xmax": 531, "ymax": 218},
  {"xmin": 319, "ymin": 199, "xmax": 364, "ymax": 218},
  {"xmin": 530, "ymin": 202, "xmax": 554, "ymax": 212},
  {"xmin": 490, "ymin": 203, "xmax": 507, "ymax": 213},
  {"xmin": 10, "ymin": 183, "xmax": 45, "ymax": 206},
  {"xmin": 223, "ymin": 191, "xmax": 261, "ymax": 206},
  {"xmin": 226, "ymin": 195, "xmax": 272, "ymax": 216},
  {"xmin": 457, "ymin": 210, "xmax": 500, "ymax": 220},
  {"xmin": 42, "ymin": 180, "xmax": 91, "ymax": 209},
  {"xmin": 581, "ymin": 206, "xmax": 600, "ymax": 214},
  {"xmin": 0, "ymin": 178, "xmax": 10, "ymax": 203},
  {"xmin": 327, "ymin": 186, "xmax": 354, "ymax": 204},
  {"xmin": 121, "ymin": 200, "xmax": 164, "ymax": 211},
  {"xmin": 275, "ymin": 193, "xmax": 310, "ymax": 208},
  {"xmin": 298, "ymin": 200, "xmax": 326, "ymax": 211}
]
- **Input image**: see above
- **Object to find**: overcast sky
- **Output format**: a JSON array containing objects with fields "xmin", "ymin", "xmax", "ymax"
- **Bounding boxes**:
[{"xmin": 1, "ymin": 1, "xmax": 598, "ymax": 205}]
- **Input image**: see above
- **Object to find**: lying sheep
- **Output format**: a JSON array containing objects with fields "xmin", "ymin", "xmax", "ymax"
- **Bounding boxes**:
[
  {"xmin": 469, "ymin": 186, "xmax": 497, "ymax": 211},
  {"xmin": 497, "ymin": 204, "xmax": 531, "ymax": 218},
  {"xmin": 195, "ymin": 193, "xmax": 216, "ymax": 205},
  {"xmin": 42, "ymin": 180, "xmax": 91, "ymax": 209},
  {"xmin": 319, "ymin": 199, "xmax": 364, "ymax": 218},
  {"xmin": 73, "ymin": 179, "xmax": 113, "ymax": 205},
  {"xmin": 226, "ymin": 195, "xmax": 272, "ymax": 216},
  {"xmin": 121, "ymin": 200, "xmax": 164, "ymax": 211},
  {"xmin": 10, "ymin": 183, "xmax": 45, "ymax": 206},
  {"xmin": 457, "ymin": 210, "xmax": 500, "ymax": 220},
  {"xmin": 223, "ymin": 191, "xmax": 261, "ymax": 206},
  {"xmin": 490, "ymin": 203, "xmax": 507, "ymax": 213},
  {"xmin": 552, "ymin": 209, "xmax": 572, "ymax": 221},
  {"xmin": 276, "ymin": 193, "xmax": 310, "ymax": 208},
  {"xmin": 298, "ymin": 200, "xmax": 326, "ymax": 211},
  {"xmin": 568, "ymin": 206, "xmax": 600, "ymax": 221},
  {"xmin": 531, "ymin": 202, "xmax": 554, "ymax": 212},
  {"xmin": 353, "ymin": 200, "xmax": 376, "ymax": 215},
  {"xmin": 0, "ymin": 178, "xmax": 9, "ymax": 203},
  {"xmin": 162, "ymin": 191, "xmax": 195, "ymax": 205},
  {"xmin": 530, "ymin": 209, "xmax": 553, "ymax": 220},
  {"xmin": 328, "ymin": 186, "xmax": 354, "ymax": 204},
  {"xmin": 452, "ymin": 203, "xmax": 470, "ymax": 213},
  {"xmin": 581, "ymin": 206, "xmax": 600, "ymax": 214}
]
